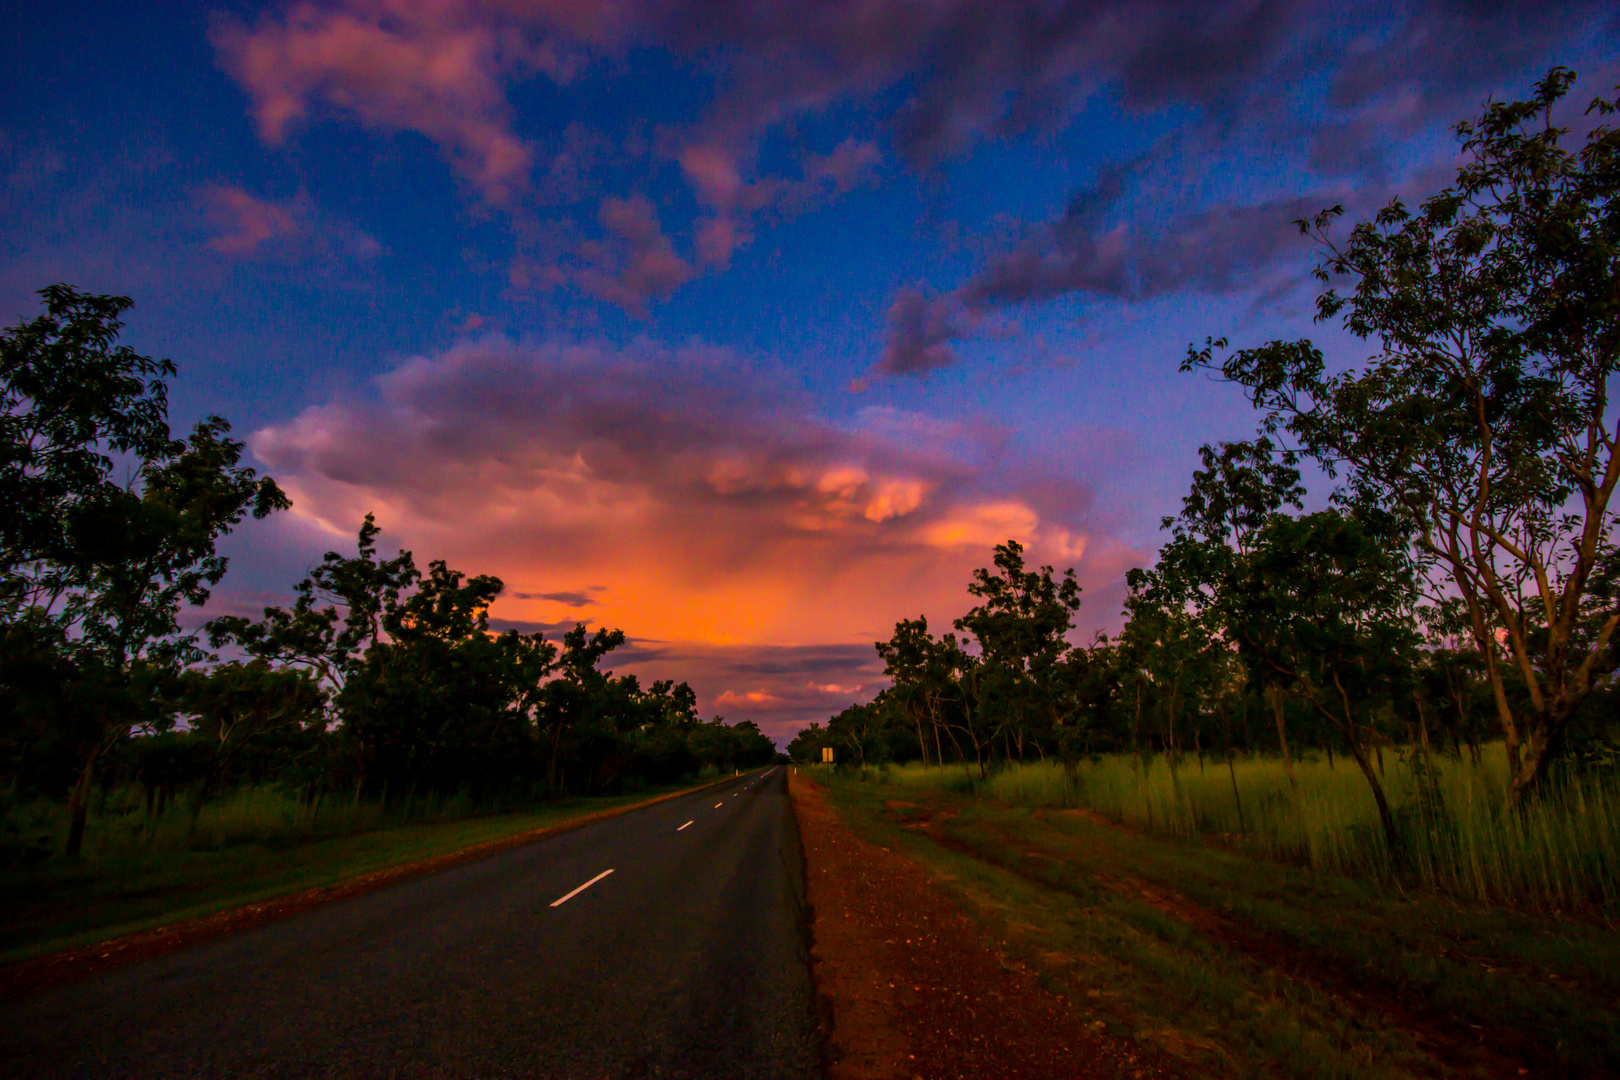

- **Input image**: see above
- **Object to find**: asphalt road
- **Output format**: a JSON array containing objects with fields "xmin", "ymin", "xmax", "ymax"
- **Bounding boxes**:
[{"xmin": 0, "ymin": 767, "xmax": 820, "ymax": 1079}]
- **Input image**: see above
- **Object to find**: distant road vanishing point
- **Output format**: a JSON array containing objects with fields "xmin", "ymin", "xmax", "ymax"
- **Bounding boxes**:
[{"xmin": 1, "ymin": 767, "xmax": 820, "ymax": 1079}]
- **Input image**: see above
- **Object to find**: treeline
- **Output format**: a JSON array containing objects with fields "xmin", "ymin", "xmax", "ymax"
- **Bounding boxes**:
[
  {"xmin": 792, "ymin": 536, "xmax": 1618, "ymax": 783},
  {"xmin": 0, "ymin": 287, "xmax": 775, "ymax": 860},
  {"xmin": 794, "ymin": 69, "xmax": 1620, "ymax": 854}
]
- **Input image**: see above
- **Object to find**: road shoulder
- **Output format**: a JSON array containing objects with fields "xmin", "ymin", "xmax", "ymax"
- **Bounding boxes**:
[{"xmin": 790, "ymin": 770, "xmax": 1164, "ymax": 1079}]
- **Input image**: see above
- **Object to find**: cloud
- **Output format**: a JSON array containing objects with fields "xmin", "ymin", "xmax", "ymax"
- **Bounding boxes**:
[
  {"xmin": 205, "ymin": 186, "xmax": 301, "ymax": 256},
  {"xmin": 872, "ymin": 167, "xmax": 1403, "ymax": 377},
  {"xmin": 212, "ymin": 0, "xmax": 1315, "ymax": 195},
  {"xmin": 877, "ymin": 286, "xmax": 970, "ymax": 376},
  {"xmin": 202, "ymin": 184, "xmax": 385, "ymax": 268},
  {"xmin": 209, "ymin": 0, "xmax": 1613, "ymax": 332},
  {"xmin": 971, "ymin": 189, "xmax": 1347, "ymax": 310},
  {"xmin": 212, "ymin": 2, "xmax": 1617, "ymax": 204},
  {"xmin": 647, "ymin": 0, "xmax": 1312, "ymax": 167},
  {"xmin": 573, "ymin": 195, "xmax": 693, "ymax": 314},
  {"xmin": 211, "ymin": 0, "xmax": 594, "ymax": 203},
  {"xmin": 514, "ymin": 589, "xmax": 600, "ymax": 607},
  {"xmin": 249, "ymin": 337, "xmax": 1114, "ymax": 664},
  {"xmin": 678, "ymin": 138, "xmax": 882, "ymax": 268}
]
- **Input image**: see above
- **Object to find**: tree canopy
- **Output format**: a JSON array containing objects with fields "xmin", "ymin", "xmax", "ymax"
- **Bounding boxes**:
[{"xmin": 1185, "ymin": 67, "xmax": 1620, "ymax": 797}]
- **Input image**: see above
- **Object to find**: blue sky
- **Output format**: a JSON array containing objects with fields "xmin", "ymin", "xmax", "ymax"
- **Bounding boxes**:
[{"xmin": 5, "ymin": 0, "xmax": 1616, "ymax": 736}]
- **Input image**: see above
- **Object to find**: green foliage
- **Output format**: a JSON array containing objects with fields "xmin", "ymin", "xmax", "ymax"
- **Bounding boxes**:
[
  {"xmin": 0, "ymin": 285, "xmax": 289, "ymax": 856},
  {"xmin": 1185, "ymin": 67, "xmax": 1620, "ymax": 796}
]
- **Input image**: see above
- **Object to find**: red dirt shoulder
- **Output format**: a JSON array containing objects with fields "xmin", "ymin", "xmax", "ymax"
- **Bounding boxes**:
[{"xmin": 791, "ymin": 772, "xmax": 1168, "ymax": 1080}]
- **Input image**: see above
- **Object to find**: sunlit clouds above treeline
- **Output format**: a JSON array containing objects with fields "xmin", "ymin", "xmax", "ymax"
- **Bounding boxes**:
[
  {"xmin": 4, "ymin": 0, "xmax": 1616, "ymax": 737},
  {"xmin": 245, "ymin": 337, "xmax": 1136, "ymax": 731}
]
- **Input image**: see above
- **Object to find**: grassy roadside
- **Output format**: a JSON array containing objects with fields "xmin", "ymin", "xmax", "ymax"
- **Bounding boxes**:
[
  {"xmin": 815, "ymin": 766, "xmax": 1620, "ymax": 1079},
  {"xmin": 0, "ymin": 782, "xmax": 709, "ymax": 964}
]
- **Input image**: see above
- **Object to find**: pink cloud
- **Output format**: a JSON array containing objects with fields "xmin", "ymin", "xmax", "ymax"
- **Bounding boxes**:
[
  {"xmin": 210, "ymin": 1, "xmax": 1592, "ymax": 223},
  {"xmin": 206, "ymin": 186, "xmax": 302, "ymax": 256},
  {"xmin": 201, "ymin": 185, "xmax": 383, "ymax": 267},
  {"xmin": 676, "ymin": 137, "xmax": 882, "ymax": 266},
  {"xmin": 573, "ymin": 195, "xmax": 693, "ymax": 314},
  {"xmin": 211, "ymin": 0, "xmax": 595, "ymax": 203},
  {"xmin": 693, "ymin": 215, "xmax": 750, "ymax": 269},
  {"xmin": 212, "ymin": 0, "xmax": 1306, "ymax": 214}
]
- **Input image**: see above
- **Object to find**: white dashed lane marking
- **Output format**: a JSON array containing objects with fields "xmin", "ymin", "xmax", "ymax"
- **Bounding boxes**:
[
  {"xmin": 677, "ymin": 821, "xmax": 693, "ymax": 831},
  {"xmin": 550, "ymin": 869, "xmax": 614, "ymax": 908}
]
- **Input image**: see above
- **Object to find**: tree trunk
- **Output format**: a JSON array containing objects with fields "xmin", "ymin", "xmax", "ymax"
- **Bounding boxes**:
[
  {"xmin": 64, "ymin": 744, "xmax": 102, "ymax": 859},
  {"xmin": 547, "ymin": 720, "xmax": 567, "ymax": 795},
  {"xmin": 1268, "ymin": 686, "xmax": 1297, "ymax": 789},
  {"xmin": 1131, "ymin": 682, "xmax": 1143, "ymax": 767},
  {"xmin": 1345, "ymin": 735, "xmax": 1401, "ymax": 860},
  {"xmin": 1325, "ymin": 671, "xmax": 1400, "ymax": 862},
  {"xmin": 1165, "ymin": 675, "xmax": 1181, "ymax": 759},
  {"xmin": 943, "ymin": 724, "xmax": 971, "ymax": 776},
  {"xmin": 1511, "ymin": 705, "xmax": 1577, "ymax": 801},
  {"xmin": 1227, "ymin": 749, "xmax": 1247, "ymax": 836}
]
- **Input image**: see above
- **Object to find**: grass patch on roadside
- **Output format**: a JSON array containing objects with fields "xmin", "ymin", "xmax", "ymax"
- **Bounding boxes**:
[
  {"xmin": 866, "ymin": 751, "xmax": 1620, "ymax": 913},
  {"xmin": 0, "ymin": 782, "xmax": 703, "ymax": 963},
  {"xmin": 817, "ymin": 767, "xmax": 1620, "ymax": 1079}
]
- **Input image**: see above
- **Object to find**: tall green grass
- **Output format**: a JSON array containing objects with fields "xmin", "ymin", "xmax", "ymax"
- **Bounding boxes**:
[{"xmin": 872, "ymin": 746, "xmax": 1620, "ymax": 912}]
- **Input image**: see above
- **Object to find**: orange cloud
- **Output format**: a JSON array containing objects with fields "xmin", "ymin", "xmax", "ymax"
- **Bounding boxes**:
[{"xmin": 250, "ymin": 337, "xmax": 1139, "ymax": 729}]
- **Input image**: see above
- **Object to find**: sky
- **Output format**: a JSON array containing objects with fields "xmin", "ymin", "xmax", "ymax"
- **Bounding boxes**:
[{"xmin": 4, "ymin": 1, "xmax": 1617, "ymax": 742}]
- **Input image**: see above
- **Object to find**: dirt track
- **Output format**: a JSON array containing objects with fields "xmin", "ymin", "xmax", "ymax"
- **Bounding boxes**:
[{"xmin": 790, "ymin": 772, "xmax": 1169, "ymax": 1080}]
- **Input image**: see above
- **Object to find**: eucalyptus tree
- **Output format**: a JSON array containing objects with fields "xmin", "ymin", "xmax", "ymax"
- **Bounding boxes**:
[
  {"xmin": 1118, "ymin": 561, "xmax": 1231, "ymax": 770},
  {"xmin": 953, "ymin": 540, "xmax": 1081, "ymax": 764},
  {"xmin": 212, "ymin": 517, "xmax": 560, "ymax": 800},
  {"xmin": 1186, "ymin": 69, "xmax": 1620, "ymax": 797},
  {"xmin": 876, "ymin": 615, "xmax": 961, "ymax": 766},
  {"xmin": 1151, "ymin": 438, "xmax": 1422, "ymax": 847},
  {"xmin": 1222, "ymin": 509, "xmax": 1423, "ymax": 852},
  {"xmin": 0, "ymin": 286, "xmax": 288, "ymax": 855},
  {"xmin": 2, "ymin": 286, "xmax": 176, "ymax": 615},
  {"xmin": 177, "ymin": 660, "xmax": 324, "ymax": 823},
  {"xmin": 1155, "ymin": 437, "xmax": 1306, "ymax": 763},
  {"xmin": 536, "ymin": 623, "xmax": 626, "ymax": 792},
  {"xmin": 206, "ymin": 513, "xmax": 418, "ymax": 707}
]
